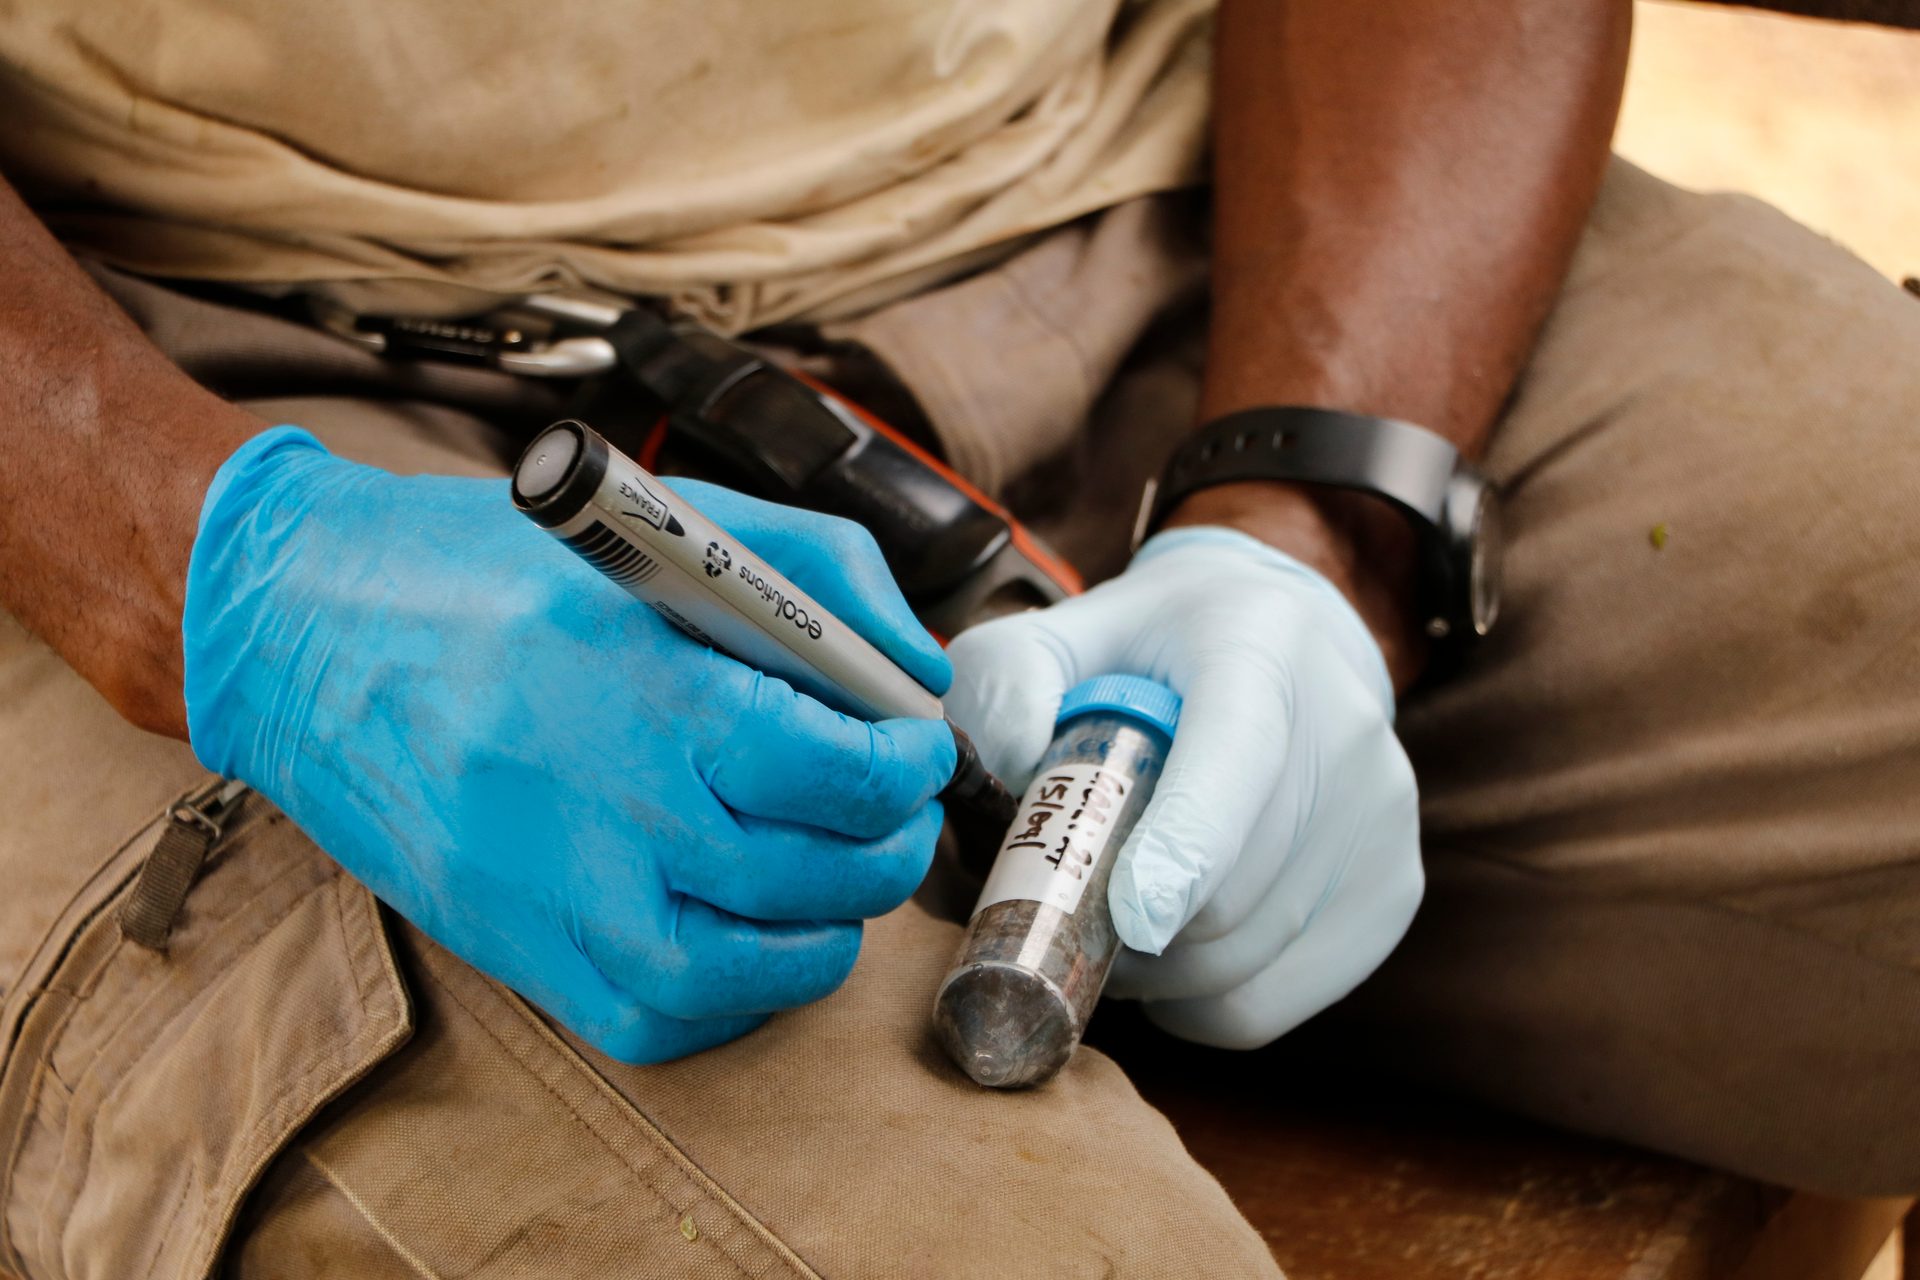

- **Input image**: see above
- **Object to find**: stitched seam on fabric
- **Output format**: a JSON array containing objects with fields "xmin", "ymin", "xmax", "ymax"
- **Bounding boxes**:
[
  {"xmin": 484, "ymin": 976, "xmax": 821, "ymax": 1280},
  {"xmin": 49, "ymin": 871, "xmax": 402, "ymax": 1280},
  {"xmin": 7, "ymin": 934, "xmax": 142, "ymax": 1271},
  {"xmin": 64, "ymin": 864, "xmax": 324, "ymax": 1131},
  {"xmin": 12, "ymin": 806, "xmax": 299, "ymax": 1261},
  {"xmin": 0, "ymin": 794, "xmax": 398, "ymax": 1279},
  {"xmin": 46, "ymin": 929, "xmax": 129, "ymax": 1013},
  {"xmin": 418, "ymin": 955, "xmax": 802, "ymax": 1280},
  {"xmin": 55, "ymin": 809, "xmax": 318, "ymax": 1089},
  {"xmin": 181, "ymin": 880, "xmax": 410, "ymax": 1278},
  {"xmin": 49, "ymin": 814, "xmax": 304, "ymax": 1021},
  {"xmin": 0, "ymin": 795, "xmax": 187, "ymax": 1062},
  {"xmin": 5, "ymin": 858, "xmax": 142, "ymax": 1026},
  {"xmin": 0, "ymin": 768, "xmax": 242, "ymax": 1270},
  {"xmin": 135, "ymin": 1163, "xmax": 196, "ymax": 1280},
  {"xmin": 14, "ymin": 780, "xmax": 252, "ymax": 1005},
  {"xmin": 301, "ymin": 1149, "xmax": 440, "ymax": 1280},
  {"xmin": 417, "ymin": 962, "xmax": 762, "ymax": 1280},
  {"xmin": 47, "ymin": 879, "xmax": 319, "ymax": 1253},
  {"xmin": 179, "ymin": 1019, "xmax": 409, "ymax": 1278},
  {"xmin": 10, "ymin": 1051, "xmax": 61, "ymax": 1273},
  {"xmin": 328, "ymin": 873, "xmax": 378, "ymax": 1019}
]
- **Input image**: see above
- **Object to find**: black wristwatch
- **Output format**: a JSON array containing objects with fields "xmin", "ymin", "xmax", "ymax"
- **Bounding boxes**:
[{"xmin": 1135, "ymin": 406, "xmax": 1503, "ymax": 655}]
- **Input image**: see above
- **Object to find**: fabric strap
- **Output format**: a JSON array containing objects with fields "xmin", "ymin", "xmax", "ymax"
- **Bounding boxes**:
[{"xmin": 118, "ymin": 780, "xmax": 250, "ymax": 951}]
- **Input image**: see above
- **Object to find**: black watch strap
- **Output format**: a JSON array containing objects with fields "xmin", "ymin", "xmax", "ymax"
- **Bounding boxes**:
[{"xmin": 1138, "ymin": 406, "xmax": 1462, "ymax": 544}]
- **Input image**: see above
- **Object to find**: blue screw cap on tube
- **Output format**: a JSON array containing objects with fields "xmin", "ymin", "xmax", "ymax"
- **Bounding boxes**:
[{"xmin": 1055, "ymin": 674, "xmax": 1181, "ymax": 739}]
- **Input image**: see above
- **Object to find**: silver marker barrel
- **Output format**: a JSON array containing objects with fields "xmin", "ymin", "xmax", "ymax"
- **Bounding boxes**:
[{"xmin": 511, "ymin": 420, "xmax": 1018, "ymax": 827}]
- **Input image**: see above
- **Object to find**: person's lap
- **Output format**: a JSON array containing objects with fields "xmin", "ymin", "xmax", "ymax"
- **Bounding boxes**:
[
  {"xmin": 1348, "ymin": 161, "xmax": 1920, "ymax": 1196},
  {"xmin": 0, "ymin": 318, "xmax": 1276, "ymax": 1275},
  {"xmin": 1, "ymin": 156, "xmax": 1914, "ymax": 1275}
]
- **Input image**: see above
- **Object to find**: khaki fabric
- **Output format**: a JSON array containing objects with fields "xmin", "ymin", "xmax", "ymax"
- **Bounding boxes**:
[
  {"xmin": 0, "ymin": 277, "xmax": 1278, "ymax": 1278},
  {"xmin": 830, "ymin": 192, "xmax": 1206, "ymax": 498},
  {"xmin": 4, "ymin": 154, "xmax": 1920, "ymax": 1279},
  {"xmin": 0, "ymin": 0, "xmax": 1211, "ymax": 332},
  {"xmin": 0, "ymin": 785, "xmax": 412, "ymax": 1280},
  {"xmin": 1350, "ymin": 161, "xmax": 1920, "ymax": 1197},
  {"xmin": 228, "ymin": 909, "xmax": 1272, "ymax": 1279}
]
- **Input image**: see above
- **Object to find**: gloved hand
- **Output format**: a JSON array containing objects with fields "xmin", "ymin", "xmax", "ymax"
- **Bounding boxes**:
[
  {"xmin": 946, "ymin": 526, "xmax": 1421, "ymax": 1049},
  {"xmin": 184, "ymin": 427, "xmax": 955, "ymax": 1064}
]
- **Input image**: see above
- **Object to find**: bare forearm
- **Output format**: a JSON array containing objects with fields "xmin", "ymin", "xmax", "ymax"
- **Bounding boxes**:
[
  {"xmin": 1171, "ymin": 0, "xmax": 1630, "ymax": 685},
  {"xmin": 0, "ymin": 174, "xmax": 260, "ymax": 737}
]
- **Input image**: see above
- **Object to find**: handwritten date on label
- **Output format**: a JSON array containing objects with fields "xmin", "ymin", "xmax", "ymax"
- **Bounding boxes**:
[{"xmin": 974, "ymin": 763, "xmax": 1130, "ymax": 918}]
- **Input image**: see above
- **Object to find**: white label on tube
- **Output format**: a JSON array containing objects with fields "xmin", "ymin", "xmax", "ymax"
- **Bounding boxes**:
[{"xmin": 973, "ymin": 763, "xmax": 1133, "ymax": 917}]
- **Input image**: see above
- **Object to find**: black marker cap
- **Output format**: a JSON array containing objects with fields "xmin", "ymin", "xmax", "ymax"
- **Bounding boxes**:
[{"xmin": 513, "ymin": 420, "xmax": 610, "ymax": 528}]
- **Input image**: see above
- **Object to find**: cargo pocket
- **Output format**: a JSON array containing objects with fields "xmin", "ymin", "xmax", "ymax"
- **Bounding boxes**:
[
  {"xmin": 0, "ymin": 779, "xmax": 412, "ymax": 1280},
  {"xmin": 223, "ymin": 920, "xmax": 822, "ymax": 1280}
]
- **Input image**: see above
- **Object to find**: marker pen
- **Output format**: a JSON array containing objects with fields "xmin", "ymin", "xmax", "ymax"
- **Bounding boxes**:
[{"xmin": 512, "ymin": 419, "xmax": 1017, "ymax": 828}]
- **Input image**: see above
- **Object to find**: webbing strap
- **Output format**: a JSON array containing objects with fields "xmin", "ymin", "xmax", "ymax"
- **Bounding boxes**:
[{"xmin": 118, "ymin": 780, "xmax": 250, "ymax": 951}]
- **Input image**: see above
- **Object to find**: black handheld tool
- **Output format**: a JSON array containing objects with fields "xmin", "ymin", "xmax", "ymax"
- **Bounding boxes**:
[
  {"xmin": 600, "ymin": 310, "xmax": 1081, "ymax": 635},
  {"xmin": 311, "ymin": 293, "xmax": 1082, "ymax": 636}
]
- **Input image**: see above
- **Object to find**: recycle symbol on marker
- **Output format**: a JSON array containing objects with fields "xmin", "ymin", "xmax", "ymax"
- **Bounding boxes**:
[{"xmin": 703, "ymin": 541, "xmax": 732, "ymax": 578}]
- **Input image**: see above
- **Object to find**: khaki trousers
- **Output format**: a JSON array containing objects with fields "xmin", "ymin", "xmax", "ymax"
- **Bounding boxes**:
[{"xmin": 2, "ymin": 159, "xmax": 1917, "ymax": 1279}]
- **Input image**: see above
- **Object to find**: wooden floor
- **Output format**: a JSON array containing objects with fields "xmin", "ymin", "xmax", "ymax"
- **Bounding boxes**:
[{"xmin": 1090, "ymin": 1008, "xmax": 1909, "ymax": 1279}]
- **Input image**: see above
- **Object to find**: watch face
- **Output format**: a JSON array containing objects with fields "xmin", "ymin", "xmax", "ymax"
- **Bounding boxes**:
[{"xmin": 1469, "ymin": 487, "xmax": 1503, "ymax": 636}]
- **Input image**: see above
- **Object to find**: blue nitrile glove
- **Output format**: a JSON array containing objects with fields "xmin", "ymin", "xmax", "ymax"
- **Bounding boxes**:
[
  {"xmin": 946, "ymin": 527, "xmax": 1421, "ymax": 1049},
  {"xmin": 184, "ymin": 427, "xmax": 956, "ymax": 1064}
]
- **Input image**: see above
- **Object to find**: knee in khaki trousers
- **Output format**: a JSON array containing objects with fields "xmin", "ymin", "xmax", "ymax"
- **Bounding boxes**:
[
  {"xmin": 2, "ymin": 158, "xmax": 1917, "ymax": 1279},
  {"xmin": 1342, "ymin": 164, "xmax": 1920, "ymax": 1199}
]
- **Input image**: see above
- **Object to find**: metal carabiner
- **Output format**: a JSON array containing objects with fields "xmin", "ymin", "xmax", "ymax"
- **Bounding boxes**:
[{"xmin": 309, "ymin": 294, "xmax": 626, "ymax": 377}]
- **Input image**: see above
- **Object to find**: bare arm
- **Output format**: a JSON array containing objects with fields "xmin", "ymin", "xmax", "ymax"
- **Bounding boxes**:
[
  {"xmin": 0, "ymin": 175, "xmax": 261, "ymax": 737},
  {"xmin": 1168, "ymin": 0, "xmax": 1632, "ymax": 686}
]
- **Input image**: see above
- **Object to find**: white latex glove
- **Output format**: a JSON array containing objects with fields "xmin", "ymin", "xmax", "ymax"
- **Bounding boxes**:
[{"xmin": 946, "ymin": 527, "xmax": 1422, "ymax": 1049}]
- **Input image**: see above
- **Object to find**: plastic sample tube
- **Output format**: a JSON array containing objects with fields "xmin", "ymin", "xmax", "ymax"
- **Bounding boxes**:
[{"xmin": 933, "ymin": 675, "xmax": 1181, "ymax": 1088}]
